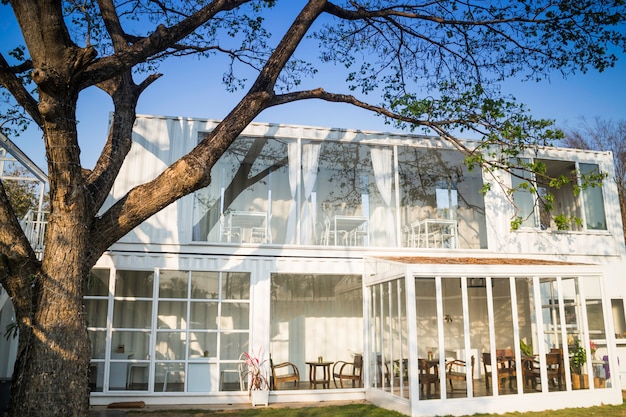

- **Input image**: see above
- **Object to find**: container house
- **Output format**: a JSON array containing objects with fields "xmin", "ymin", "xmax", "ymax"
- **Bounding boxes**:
[{"xmin": 2, "ymin": 115, "xmax": 626, "ymax": 416}]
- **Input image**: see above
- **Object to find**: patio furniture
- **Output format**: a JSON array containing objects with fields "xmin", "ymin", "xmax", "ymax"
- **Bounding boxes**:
[
  {"xmin": 228, "ymin": 210, "xmax": 268, "ymax": 243},
  {"xmin": 376, "ymin": 354, "xmax": 391, "ymax": 386},
  {"xmin": 219, "ymin": 213, "xmax": 241, "ymax": 243},
  {"xmin": 446, "ymin": 356, "xmax": 475, "ymax": 394},
  {"xmin": 270, "ymin": 357, "xmax": 300, "ymax": 390},
  {"xmin": 419, "ymin": 358, "xmax": 440, "ymax": 398},
  {"xmin": 320, "ymin": 216, "xmax": 348, "ymax": 245},
  {"xmin": 482, "ymin": 350, "xmax": 516, "ymax": 391},
  {"xmin": 409, "ymin": 218, "xmax": 458, "ymax": 248},
  {"xmin": 523, "ymin": 351, "xmax": 563, "ymax": 391},
  {"xmin": 332, "ymin": 354, "xmax": 363, "ymax": 388},
  {"xmin": 306, "ymin": 360, "xmax": 334, "ymax": 389}
]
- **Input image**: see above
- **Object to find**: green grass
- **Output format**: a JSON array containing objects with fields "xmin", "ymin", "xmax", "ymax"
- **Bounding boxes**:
[{"xmin": 128, "ymin": 400, "xmax": 626, "ymax": 417}]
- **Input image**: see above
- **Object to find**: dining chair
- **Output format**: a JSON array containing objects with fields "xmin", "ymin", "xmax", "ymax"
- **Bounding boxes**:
[
  {"xmin": 522, "ymin": 351, "xmax": 563, "ymax": 391},
  {"xmin": 332, "ymin": 354, "xmax": 363, "ymax": 388},
  {"xmin": 482, "ymin": 351, "xmax": 515, "ymax": 391},
  {"xmin": 419, "ymin": 358, "xmax": 440, "ymax": 398},
  {"xmin": 270, "ymin": 356, "xmax": 300, "ymax": 390},
  {"xmin": 446, "ymin": 356, "xmax": 474, "ymax": 395}
]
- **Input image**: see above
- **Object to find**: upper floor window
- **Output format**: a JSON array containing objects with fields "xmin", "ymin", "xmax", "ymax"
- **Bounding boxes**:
[
  {"xmin": 511, "ymin": 159, "xmax": 606, "ymax": 231},
  {"xmin": 192, "ymin": 134, "xmax": 488, "ymax": 249}
]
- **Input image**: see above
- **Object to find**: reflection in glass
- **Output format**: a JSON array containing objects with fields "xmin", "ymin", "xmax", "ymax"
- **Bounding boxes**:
[
  {"xmin": 490, "ymin": 278, "xmax": 517, "ymax": 395},
  {"xmin": 398, "ymin": 146, "xmax": 487, "ymax": 249},
  {"xmin": 85, "ymin": 269, "xmax": 109, "ymax": 296},
  {"xmin": 220, "ymin": 332, "xmax": 249, "ymax": 361},
  {"xmin": 188, "ymin": 332, "xmax": 217, "ymax": 358},
  {"xmin": 159, "ymin": 270, "xmax": 188, "ymax": 298},
  {"xmin": 156, "ymin": 331, "xmax": 186, "ymax": 360},
  {"xmin": 113, "ymin": 300, "xmax": 152, "ymax": 328},
  {"xmin": 580, "ymin": 164, "xmax": 607, "ymax": 230},
  {"xmin": 85, "ymin": 299, "xmax": 108, "ymax": 328},
  {"xmin": 191, "ymin": 271, "xmax": 219, "ymax": 299},
  {"xmin": 88, "ymin": 330, "xmax": 106, "ymax": 359},
  {"xmin": 221, "ymin": 272, "xmax": 250, "ymax": 300},
  {"xmin": 220, "ymin": 303, "xmax": 249, "ymax": 329},
  {"xmin": 158, "ymin": 301, "xmax": 187, "ymax": 329},
  {"xmin": 114, "ymin": 270, "xmax": 153, "ymax": 298}
]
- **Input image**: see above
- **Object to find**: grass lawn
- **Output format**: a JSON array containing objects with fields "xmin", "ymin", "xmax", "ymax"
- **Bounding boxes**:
[{"xmin": 128, "ymin": 400, "xmax": 626, "ymax": 417}]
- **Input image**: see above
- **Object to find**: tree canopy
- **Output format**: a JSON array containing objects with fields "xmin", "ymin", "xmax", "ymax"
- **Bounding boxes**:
[{"xmin": 0, "ymin": 1, "xmax": 625, "ymax": 416}]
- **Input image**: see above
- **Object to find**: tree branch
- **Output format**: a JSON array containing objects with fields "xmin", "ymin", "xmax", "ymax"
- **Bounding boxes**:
[
  {"xmin": 268, "ymin": 88, "xmax": 474, "ymax": 154},
  {"xmin": 79, "ymin": 0, "xmax": 251, "ymax": 89},
  {"xmin": 0, "ymin": 54, "xmax": 42, "ymax": 128}
]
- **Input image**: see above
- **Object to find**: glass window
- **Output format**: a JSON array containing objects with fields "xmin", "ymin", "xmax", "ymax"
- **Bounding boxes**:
[
  {"xmin": 512, "ymin": 159, "xmax": 606, "ymax": 231},
  {"xmin": 192, "ymin": 135, "xmax": 289, "ymax": 243},
  {"xmin": 415, "ymin": 278, "xmax": 440, "ymax": 400},
  {"xmin": 159, "ymin": 270, "xmax": 188, "ymax": 298},
  {"xmin": 154, "ymin": 270, "xmax": 250, "ymax": 392},
  {"xmin": 398, "ymin": 146, "xmax": 487, "ymax": 249},
  {"xmin": 85, "ymin": 269, "xmax": 110, "ymax": 296},
  {"xmin": 580, "ymin": 163, "xmax": 607, "ymax": 230},
  {"xmin": 511, "ymin": 159, "xmax": 537, "ymax": 228},
  {"xmin": 270, "ymin": 274, "xmax": 363, "ymax": 390},
  {"xmin": 114, "ymin": 270, "xmax": 154, "ymax": 298}
]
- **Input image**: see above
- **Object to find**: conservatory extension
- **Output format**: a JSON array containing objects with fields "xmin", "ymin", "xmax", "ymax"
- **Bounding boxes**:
[{"xmin": 63, "ymin": 116, "xmax": 625, "ymax": 416}]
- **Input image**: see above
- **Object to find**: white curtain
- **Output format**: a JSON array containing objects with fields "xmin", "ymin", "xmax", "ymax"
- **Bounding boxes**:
[
  {"xmin": 285, "ymin": 142, "xmax": 299, "ymax": 244},
  {"xmin": 301, "ymin": 143, "xmax": 321, "ymax": 245},
  {"xmin": 371, "ymin": 147, "xmax": 396, "ymax": 246}
]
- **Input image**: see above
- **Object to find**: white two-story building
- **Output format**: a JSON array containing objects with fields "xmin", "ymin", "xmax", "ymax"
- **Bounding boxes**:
[{"xmin": 2, "ymin": 114, "xmax": 626, "ymax": 416}]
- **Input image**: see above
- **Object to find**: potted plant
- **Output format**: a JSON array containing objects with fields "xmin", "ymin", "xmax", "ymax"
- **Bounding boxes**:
[
  {"xmin": 242, "ymin": 349, "xmax": 270, "ymax": 406},
  {"xmin": 569, "ymin": 339, "xmax": 588, "ymax": 389}
]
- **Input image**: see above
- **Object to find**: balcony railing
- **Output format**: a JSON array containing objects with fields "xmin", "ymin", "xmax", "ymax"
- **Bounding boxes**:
[{"xmin": 19, "ymin": 210, "xmax": 48, "ymax": 254}]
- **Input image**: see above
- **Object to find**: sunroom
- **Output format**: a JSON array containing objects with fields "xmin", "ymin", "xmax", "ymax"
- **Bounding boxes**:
[{"xmin": 363, "ymin": 256, "xmax": 622, "ymax": 416}]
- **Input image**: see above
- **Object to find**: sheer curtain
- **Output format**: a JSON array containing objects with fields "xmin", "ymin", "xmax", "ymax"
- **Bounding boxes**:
[
  {"xmin": 301, "ymin": 143, "xmax": 321, "ymax": 245},
  {"xmin": 371, "ymin": 147, "xmax": 396, "ymax": 246},
  {"xmin": 285, "ymin": 142, "xmax": 299, "ymax": 244}
]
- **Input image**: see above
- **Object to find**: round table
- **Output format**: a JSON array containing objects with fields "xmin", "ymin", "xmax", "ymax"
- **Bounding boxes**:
[{"xmin": 305, "ymin": 361, "xmax": 334, "ymax": 389}]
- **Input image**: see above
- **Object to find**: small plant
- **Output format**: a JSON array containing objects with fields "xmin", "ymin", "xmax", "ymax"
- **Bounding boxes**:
[
  {"xmin": 520, "ymin": 339, "xmax": 533, "ymax": 357},
  {"xmin": 569, "ymin": 339, "xmax": 587, "ymax": 374},
  {"xmin": 242, "ymin": 348, "xmax": 270, "ymax": 392}
]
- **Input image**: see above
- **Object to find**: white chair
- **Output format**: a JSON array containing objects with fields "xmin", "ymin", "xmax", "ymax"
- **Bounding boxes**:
[
  {"xmin": 349, "ymin": 224, "xmax": 369, "ymax": 246},
  {"xmin": 161, "ymin": 352, "xmax": 184, "ymax": 392},
  {"xmin": 249, "ymin": 215, "xmax": 271, "ymax": 244},
  {"xmin": 220, "ymin": 214, "xmax": 241, "ymax": 243},
  {"xmin": 322, "ymin": 216, "xmax": 348, "ymax": 246}
]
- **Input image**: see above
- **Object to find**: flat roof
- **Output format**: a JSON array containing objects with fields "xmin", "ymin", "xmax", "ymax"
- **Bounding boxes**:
[{"xmin": 376, "ymin": 256, "xmax": 585, "ymax": 266}]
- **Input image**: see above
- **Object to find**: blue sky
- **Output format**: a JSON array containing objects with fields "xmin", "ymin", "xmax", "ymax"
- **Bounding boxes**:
[{"xmin": 1, "ymin": 3, "xmax": 625, "ymax": 171}]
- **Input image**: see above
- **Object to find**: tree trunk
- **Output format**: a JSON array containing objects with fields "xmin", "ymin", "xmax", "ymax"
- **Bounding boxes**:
[
  {"xmin": 9, "ymin": 268, "xmax": 91, "ymax": 417},
  {"xmin": 8, "ymin": 88, "xmax": 92, "ymax": 416},
  {"xmin": 8, "ymin": 207, "xmax": 92, "ymax": 416}
]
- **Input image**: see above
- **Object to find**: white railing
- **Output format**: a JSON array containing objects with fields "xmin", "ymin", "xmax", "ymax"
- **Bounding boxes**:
[{"xmin": 19, "ymin": 210, "xmax": 48, "ymax": 252}]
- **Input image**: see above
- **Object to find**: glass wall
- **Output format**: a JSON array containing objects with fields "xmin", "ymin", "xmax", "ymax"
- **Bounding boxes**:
[
  {"xmin": 270, "ymin": 274, "xmax": 363, "ymax": 390},
  {"xmin": 398, "ymin": 146, "xmax": 487, "ymax": 249},
  {"xmin": 192, "ymin": 135, "xmax": 488, "ymax": 249},
  {"xmin": 370, "ymin": 278, "xmax": 409, "ymax": 399},
  {"xmin": 512, "ymin": 160, "xmax": 607, "ymax": 231},
  {"xmin": 85, "ymin": 269, "xmax": 250, "ymax": 393},
  {"xmin": 415, "ymin": 278, "xmax": 440, "ymax": 400},
  {"xmin": 368, "ymin": 272, "xmax": 611, "ymax": 403}
]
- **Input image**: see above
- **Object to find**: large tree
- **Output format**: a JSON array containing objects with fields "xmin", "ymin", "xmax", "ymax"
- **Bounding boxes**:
[{"xmin": 0, "ymin": 1, "xmax": 624, "ymax": 416}]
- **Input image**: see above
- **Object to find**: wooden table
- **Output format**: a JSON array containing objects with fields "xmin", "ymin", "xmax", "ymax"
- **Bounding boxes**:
[{"xmin": 306, "ymin": 361, "xmax": 334, "ymax": 389}]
